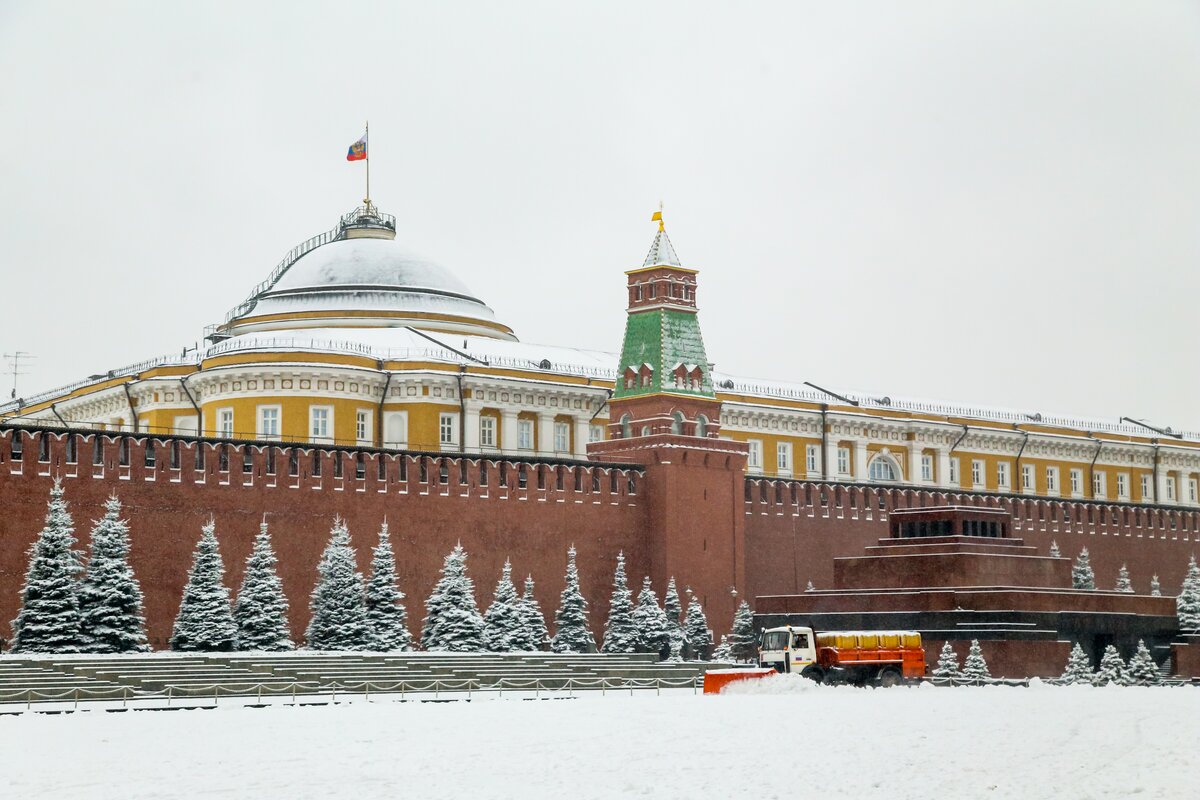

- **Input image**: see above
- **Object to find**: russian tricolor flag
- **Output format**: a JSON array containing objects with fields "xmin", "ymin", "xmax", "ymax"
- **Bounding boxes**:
[{"xmin": 347, "ymin": 134, "xmax": 367, "ymax": 161}]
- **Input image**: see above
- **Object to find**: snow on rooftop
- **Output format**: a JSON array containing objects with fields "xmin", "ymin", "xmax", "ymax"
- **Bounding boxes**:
[{"xmin": 642, "ymin": 228, "xmax": 681, "ymax": 267}]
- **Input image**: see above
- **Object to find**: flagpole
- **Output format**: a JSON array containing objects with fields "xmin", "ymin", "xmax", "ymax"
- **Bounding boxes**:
[{"xmin": 364, "ymin": 120, "xmax": 370, "ymax": 209}]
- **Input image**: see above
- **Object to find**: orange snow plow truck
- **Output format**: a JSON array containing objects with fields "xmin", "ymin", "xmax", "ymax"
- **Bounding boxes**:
[{"xmin": 703, "ymin": 626, "xmax": 926, "ymax": 693}]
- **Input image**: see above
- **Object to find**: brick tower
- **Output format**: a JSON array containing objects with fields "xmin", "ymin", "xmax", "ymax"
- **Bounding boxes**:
[{"xmin": 589, "ymin": 210, "xmax": 749, "ymax": 643}]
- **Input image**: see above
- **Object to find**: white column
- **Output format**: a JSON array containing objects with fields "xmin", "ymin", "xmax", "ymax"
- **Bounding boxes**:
[
  {"xmin": 825, "ymin": 440, "xmax": 839, "ymax": 480},
  {"xmin": 1175, "ymin": 469, "xmax": 1188, "ymax": 505},
  {"xmin": 908, "ymin": 445, "xmax": 922, "ymax": 486},
  {"xmin": 574, "ymin": 416, "xmax": 591, "ymax": 459},
  {"xmin": 501, "ymin": 410, "xmax": 520, "ymax": 456},
  {"xmin": 853, "ymin": 441, "xmax": 869, "ymax": 482},
  {"xmin": 463, "ymin": 404, "xmax": 480, "ymax": 453},
  {"xmin": 537, "ymin": 413, "xmax": 555, "ymax": 456},
  {"xmin": 936, "ymin": 448, "xmax": 951, "ymax": 489}
]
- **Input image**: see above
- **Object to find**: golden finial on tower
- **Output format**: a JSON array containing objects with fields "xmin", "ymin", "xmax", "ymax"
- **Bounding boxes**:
[{"xmin": 651, "ymin": 200, "xmax": 665, "ymax": 232}]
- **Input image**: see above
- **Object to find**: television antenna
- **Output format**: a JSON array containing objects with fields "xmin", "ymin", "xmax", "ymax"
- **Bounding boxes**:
[{"xmin": 3, "ymin": 351, "xmax": 34, "ymax": 399}]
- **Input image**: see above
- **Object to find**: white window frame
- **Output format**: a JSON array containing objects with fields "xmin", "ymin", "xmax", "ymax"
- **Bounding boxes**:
[
  {"xmin": 589, "ymin": 424, "xmax": 604, "ymax": 443},
  {"xmin": 1117, "ymin": 472, "xmax": 1129, "ymax": 500},
  {"xmin": 439, "ymin": 413, "xmax": 458, "ymax": 446},
  {"xmin": 1093, "ymin": 471, "xmax": 1106, "ymax": 500},
  {"xmin": 1141, "ymin": 475, "xmax": 1152, "ymax": 502},
  {"xmin": 217, "ymin": 407, "xmax": 234, "ymax": 439},
  {"xmin": 837, "ymin": 447, "xmax": 850, "ymax": 476},
  {"xmin": 1165, "ymin": 475, "xmax": 1176, "ymax": 502},
  {"xmin": 257, "ymin": 405, "xmax": 281, "ymax": 441},
  {"xmin": 921, "ymin": 454, "xmax": 933, "ymax": 483},
  {"xmin": 1046, "ymin": 466, "xmax": 1059, "ymax": 496},
  {"xmin": 309, "ymin": 406, "xmax": 333, "ymax": 443},
  {"xmin": 480, "ymin": 416, "xmax": 497, "ymax": 448},
  {"xmin": 1190, "ymin": 478, "xmax": 1197, "ymax": 504},
  {"xmin": 1069, "ymin": 468, "xmax": 1083, "ymax": 498},
  {"xmin": 997, "ymin": 462, "xmax": 1010, "ymax": 490},
  {"xmin": 971, "ymin": 459, "xmax": 984, "ymax": 489},
  {"xmin": 948, "ymin": 457, "xmax": 960, "ymax": 487},
  {"xmin": 747, "ymin": 439, "xmax": 763, "ymax": 471},
  {"xmin": 518, "ymin": 420, "xmax": 534, "ymax": 450},
  {"xmin": 777, "ymin": 442, "xmax": 792, "ymax": 476},
  {"xmin": 806, "ymin": 445, "xmax": 820, "ymax": 477},
  {"xmin": 1022, "ymin": 464, "xmax": 1035, "ymax": 492},
  {"xmin": 355, "ymin": 409, "xmax": 372, "ymax": 446},
  {"xmin": 554, "ymin": 421, "xmax": 570, "ymax": 453}
]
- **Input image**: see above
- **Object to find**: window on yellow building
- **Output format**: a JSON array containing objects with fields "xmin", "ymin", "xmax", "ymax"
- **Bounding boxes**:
[
  {"xmin": 1141, "ymin": 475, "xmax": 1152, "ymax": 501},
  {"xmin": 747, "ymin": 440, "xmax": 762, "ymax": 470},
  {"xmin": 355, "ymin": 410, "xmax": 371, "ymax": 445},
  {"xmin": 997, "ymin": 462, "xmax": 1010, "ymax": 490},
  {"xmin": 439, "ymin": 413, "xmax": 457, "ymax": 446},
  {"xmin": 921, "ymin": 454, "xmax": 933, "ymax": 482},
  {"xmin": 1046, "ymin": 467, "xmax": 1059, "ymax": 495},
  {"xmin": 257, "ymin": 406, "xmax": 281, "ymax": 441},
  {"xmin": 948, "ymin": 457, "xmax": 960, "ymax": 486},
  {"xmin": 480, "ymin": 416, "xmax": 496, "ymax": 448},
  {"xmin": 1022, "ymin": 465, "xmax": 1035, "ymax": 492},
  {"xmin": 1093, "ymin": 472, "xmax": 1106, "ymax": 499},
  {"xmin": 777, "ymin": 442, "xmax": 792, "ymax": 475},
  {"xmin": 1117, "ymin": 473, "xmax": 1129, "ymax": 500},
  {"xmin": 837, "ymin": 447, "xmax": 850, "ymax": 476},
  {"xmin": 554, "ymin": 421, "xmax": 569, "ymax": 452},
  {"xmin": 518, "ymin": 420, "xmax": 533, "ymax": 450},
  {"xmin": 806, "ymin": 445, "xmax": 820, "ymax": 476},
  {"xmin": 309, "ymin": 407, "xmax": 331, "ymax": 443},
  {"xmin": 971, "ymin": 460, "xmax": 984, "ymax": 488},
  {"xmin": 1070, "ymin": 468, "xmax": 1083, "ymax": 497}
]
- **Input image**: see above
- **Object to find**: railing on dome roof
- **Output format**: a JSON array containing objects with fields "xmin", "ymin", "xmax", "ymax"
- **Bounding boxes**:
[{"xmin": 204, "ymin": 206, "xmax": 398, "ymax": 340}]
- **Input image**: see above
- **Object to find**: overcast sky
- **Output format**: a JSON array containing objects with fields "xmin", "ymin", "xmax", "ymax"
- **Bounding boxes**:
[{"xmin": 2, "ymin": 1, "xmax": 1199, "ymax": 429}]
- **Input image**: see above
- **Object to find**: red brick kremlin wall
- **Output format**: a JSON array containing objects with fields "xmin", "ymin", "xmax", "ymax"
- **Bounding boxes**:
[
  {"xmin": 0, "ymin": 427, "xmax": 651, "ymax": 649},
  {"xmin": 744, "ymin": 478, "xmax": 1200, "ymax": 599}
]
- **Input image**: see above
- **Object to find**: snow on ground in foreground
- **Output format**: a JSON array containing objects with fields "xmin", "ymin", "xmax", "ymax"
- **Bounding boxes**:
[{"xmin": 2, "ymin": 687, "xmax": 1196, "ymax": 800}]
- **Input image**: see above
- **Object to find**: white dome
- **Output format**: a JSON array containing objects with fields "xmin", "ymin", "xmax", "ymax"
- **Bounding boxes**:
[{"xmin": 271, "ymin": 238, "xmax": 476, "ymax": 297}]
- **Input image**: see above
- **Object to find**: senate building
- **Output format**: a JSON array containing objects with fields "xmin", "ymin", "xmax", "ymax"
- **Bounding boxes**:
[{"xmin": 2, "ymin": 198, "xmax": 1198, "ymax": 675}]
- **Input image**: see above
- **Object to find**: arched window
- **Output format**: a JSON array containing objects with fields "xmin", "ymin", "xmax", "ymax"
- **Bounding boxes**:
[
  {"xmin": 640, "ymin": 425, "xmax": 651, "ymax": 437},
  {"xmin": 868, "ymin": 455, "xmax": 900, "ymax": 483},
  {"xmin": 696, "ymin": 414, "xmax": 709, "ymax": 438},
  {"xmin": 671, "ymin": 411, "xmax": 684, "ymax": 435},
  {"xmin": 384, "ymin": 413, "xmax": 407, "ymax": 448},
  {"xmin": 621, "ymin": 414, "xmax": 632, "ymax": 439}
]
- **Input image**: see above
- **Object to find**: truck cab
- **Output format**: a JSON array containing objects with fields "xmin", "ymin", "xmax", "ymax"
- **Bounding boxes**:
[{"xmin": 758, "ymin": 625, "xmax": 816, "ymax": 675}]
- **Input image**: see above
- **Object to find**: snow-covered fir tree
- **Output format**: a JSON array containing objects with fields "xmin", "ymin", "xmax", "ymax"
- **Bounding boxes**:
[
  {"xmin": 1150, "ymin": 575, "xmax": 1162, "ymax": 597},
  {"xmin": 233, "ymin": 521, "xmax": 292, "ymax": 651},
  {"xmin": 512, "ymin": 574, "xmax": 549, "ymax": 651},
  {"xmin": 1125, "ymin": 640, "xmax": 1161, "ymax": 686},
  {"xmin": 1072, "ymin": 548, "xmax": 1095, "ymax": 590},
  {"xmin": 805, "ymin": 581, "xmax": 815, "ymax": 592},
  {"xmin": 551, "ymin": 546, "xmax": 595, "ymax": 653},
  {"xmin": 305, "ymin": 520, "xmax": 369, "ymax": 650},
  {"xmin": 78, "ymin": 495, "xmax": 148, "ymax": 653},
  {"xmin": 727, "ymin": 600, "xmax": 757, "ymax": 663},
  {"xmin": 663, "ymin": 577, "xmax": 687, "ymax": 658},
  {"xmin": 632, "ymin": 576, "xmax": 670, "ymax": 658},
  {"xmin": 961, "ymin": 639, "xmax": 990, "ymax": 681},
  {"xmin": 483, "ymin": 559, "xmax": 523, "ymax": 652},
  {"xmin": 1177, "ymin": 555, "xmax": 1200, "ymax": 631},
  {"xmin": 932, "ymin": 642, "xmax": 961, "ymax": 679},
  {"xmin": 364, "ymin": 522, "xmax": 412, "ymax": 652},
  {"xmin": 1060, "ymin": 643, "xmax": 1093, "ymax": 685},
  {"xmin": 1115, "ymin": 564, "xmax": 1134, "ymax": 593},
  {"xmin": 11, "ymin": 479, "xmax": 84, "ymax": 654},
  {"xmin": 683, "ymin": 588, "xmax": 712, "ymax": 660},
  {"xmin": 1093, "ymin": 644, "xmax": 1129, "ymax": 686},
  {"xmin": 170, "ymin": 520, "xmax": 237, "ymax": 652},
  {"xmin": 421, "ymin": 543, "xmax": 485, "ymax": 652},
  {"xmin": 601, "ymin": 551, "xmax": 637, "ymax": 653},
  {"xmin": 710, "ymin": 635, "xmax": 730, "ymax": 662},
  {"xmin": 1049, "ymin": 540, "xmax": 1061, "ymax": 558}
]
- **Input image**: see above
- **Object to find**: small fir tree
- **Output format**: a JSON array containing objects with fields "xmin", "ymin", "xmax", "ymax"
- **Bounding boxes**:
[
  {"xmin": 1177, "ymin": 555, "xmax": 1200, "ymax": 631},
  {"xmin": 663, "ymin": 577, "xmax": 688, "ymax": 658},
  {"xmin": 601, "ymin": 552, "xmax": 637, "ymax": 653},
  {"xmin": 728, "ymin": 600, "xmax": 757, "ymax": 662},
  {"xmin": 483, "ymin": 558, "xmax": 523, "ymax": 652},
  {"xmin": 364, "ymin": 522, "xmax": 412, "ymax": 651},
  {"xmin": 961, "ymin": 639, "xmax": 991, "ymax": 681},
  {"xmin": 12, "ymin": 479, "xmax": 84, "ymax": 654},
  {"xmin": 1093, "ymin": 644, "xmax": 1129, "ymax": 686},
  {"xmin": 1072, "ymin": 548, "xmax": 1096, "ymax": 590},
  {"xmin": 632, "ymin": 576, "xmax": 670, "ymax": 658},
  {"xmin": 1125, "ymin": 640, "xmax": 1161, "ymax": 686},
  {"xmin": 421, "ymin": 544, "xmax": 485, "ymax": 652},
  {"xmin": 710, "ymin": 635, "xmax": 730, "ymax": 662},
  {"xmin": 513, "ymin": 574, "xmax": 549, "ymax": 651},
  {"xmin": 1115, "ymin": 564, "xmax": 1134, "ymax": 593},
  {"xmin": 1060, "ymin": 643, "xmax": 1093, "ymax": 685},
  {"xmin": 683, "ymin": 588, "xmax": 712, "ymax": 660},
  {"xmin": 305, "ymin": 520, "xmax": 369, "ymax": 650},
  {"xmin": 78, "ymin": 495, "xmax": 149, "ymax": 653},
  {"xmin": 1150, "ymin": 574, "xmax": 1162, "ymax": 597},
  {"xmin": 1049, "ymin": 540, "xmax": 1061, "ymax": 558},
  {"xmin": 552, "ymin": 546, "xmax": 595, "ymax": 653},
  {"xmin": 932, "ymin": 642, "xmax": 961, "ymax": 679},
  {"xmin": 170, "ymin": 520, "xmax": 237, "ymax": 652},
  {"xmin": 233, "ymin": 521, "xmax": 292, "ymax": 651},
  {"xmin": 805, "ymin": 581, "xmax": 815, "ymax": 592}
]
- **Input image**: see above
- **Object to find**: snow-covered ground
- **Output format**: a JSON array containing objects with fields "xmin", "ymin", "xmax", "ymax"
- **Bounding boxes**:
[{"xmin": 2, "ymin": 682, "xmax": 1196, "ymax": 799}]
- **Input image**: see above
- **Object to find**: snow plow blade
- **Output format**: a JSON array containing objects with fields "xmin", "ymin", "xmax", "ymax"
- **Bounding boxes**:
[{"xmin": 703, "ymin": 668, "xmax": 776, "ymax": 694}]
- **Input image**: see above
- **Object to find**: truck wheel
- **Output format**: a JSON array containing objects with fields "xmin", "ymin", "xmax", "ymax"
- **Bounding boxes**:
[
  {"xmin": 877, "ymin": 668, "xmax": 903, "ymax": 688},
  {"xmin": 800, "ymin": 665, "xmax": 825, "ymax": 684}
]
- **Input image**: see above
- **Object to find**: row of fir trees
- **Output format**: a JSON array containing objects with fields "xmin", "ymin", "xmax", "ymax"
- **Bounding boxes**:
[
  {"xmin": 1058, "ymin": 543, "xmax": 1200, "ymax": 632},
  {"xmin": 9, "ymin": 481, "xmax": 760, "ymax": 656}
]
